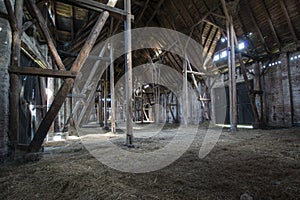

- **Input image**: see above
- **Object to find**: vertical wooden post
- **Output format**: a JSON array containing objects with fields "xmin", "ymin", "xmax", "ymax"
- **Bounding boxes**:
[
  {"xmin": 125, "ymin": 0, "xmax": 133, "ymax": 146},
  {"xmin": 110, "ymin": 41, "xmax": 116, "ymax": 133},
  {"xmin": 155, "ymin": 86, "xmax": 160, "ymax": 124},
  {"xmin": 286, "ymin": 52, "xmax": 294, "ymax": 126},
  {"xmin": 183, "ymin": 59, "xmax": 188, "ymax": 126},
  {"xmin": 5, "ymin": 0, "xmax": 23, "ymax": 150},
  {"xmin": 222, "ymin": 0, "xmax": 237, "ymax": 131},
  {"xmin": 98, "ymin": 82, "xmax": 104, "ymax": 126},
  {"xmin": 103, "ymin": 69, "xmax": 108, "ymax": 129},
  {"xmin": 141, "ymin": 93, "xmax": 144, "ymax": 123},
  {"xmin": 229, "ymin": 16, "xmax": 237, "ymax": 131},
  {"xmin": 70, "ymin": 42, "xmax": 108, "ymax": 123},
  {"xmin": 28, "ymin": 12, "xmax": 110, "ymax": 152}
]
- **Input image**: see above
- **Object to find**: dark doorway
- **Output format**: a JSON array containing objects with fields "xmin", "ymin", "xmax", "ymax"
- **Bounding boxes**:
[{"xmin": 214, "ymin": 81, "xmax": 254, "ymax": 125}]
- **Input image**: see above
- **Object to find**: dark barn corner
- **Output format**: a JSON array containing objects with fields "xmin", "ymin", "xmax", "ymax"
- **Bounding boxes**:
[{"xmin": 0, "ymin": 0, "xmax": 300, "ymax": 199}]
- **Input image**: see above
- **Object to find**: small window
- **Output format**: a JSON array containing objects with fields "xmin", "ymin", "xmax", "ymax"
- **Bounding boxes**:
[
  {"xmin": 238, "ymin": 42, "xmax": 245, "ymax": 50},
  {"xmin": 213, "ymin": 54, "xmax": 220, "ymax": 61},
  {"xmin": 220, "ymin": 50, "xmax": 227, "ymax": 58}
]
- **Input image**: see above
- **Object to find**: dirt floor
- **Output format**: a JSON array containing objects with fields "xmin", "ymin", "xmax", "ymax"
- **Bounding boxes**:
[{"xmin": 0, "ymin": 124, "xmax": 299, "ymax": 200}]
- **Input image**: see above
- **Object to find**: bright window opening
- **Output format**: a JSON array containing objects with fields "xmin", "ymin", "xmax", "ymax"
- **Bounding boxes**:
[
  {"xmin": 220, "ymin": 51, "xmax": 227, "ymax": 58},
  {"xmin": 238, "ymin": 42, "xmax": 245, "ymax": 50},
  {"xmin": 213, "ymin": 54, "xmax": 220, "ymax": 61}
]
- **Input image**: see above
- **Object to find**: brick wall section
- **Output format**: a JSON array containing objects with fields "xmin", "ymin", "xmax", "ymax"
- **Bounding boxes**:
[
  {"xmin": 0, "ymin": 2, "xmax": 12, "ymax": 163},
  {"xmin": 262, "ymin": 53, "xmax": 300, "ymax": 127},
  {"xmin": 290, "ymin": 52, "xmax": 300, "ymax": 126}
]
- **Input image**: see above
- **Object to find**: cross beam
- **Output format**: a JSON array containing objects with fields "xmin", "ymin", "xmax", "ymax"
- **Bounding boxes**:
[{"xmin": 27, "ymin": 11, "xmax": 110, "ymax": 153}]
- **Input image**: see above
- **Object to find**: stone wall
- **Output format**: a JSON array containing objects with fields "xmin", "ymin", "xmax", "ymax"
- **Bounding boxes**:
[{"xmin": 0, "ymin": 1, "xmax": 12, "ymax": 163}]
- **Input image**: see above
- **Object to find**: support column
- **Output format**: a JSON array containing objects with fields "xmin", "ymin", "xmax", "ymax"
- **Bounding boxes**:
[
  {"xmin": 5, "ymin": 0, "xmax": 23, "ymax": 152},
  {"xmin": 124, "ymin": 0, "xmax": 133, "ymax": 146},
  {"xmin": 103, "ymin": 69, "xmax": 108, "ymax": 129},
  {"xmin": 28, "ymin": 11, "xmax": 110, "ymax": 152},
  {"xmin": 98, "ymin": 82, "xmax": 104, "ymax": 126},
  {"xmin": 155, "ymin": 86, "xmax": 160, "ymax": 124},
  {"xmin": 286, "ymin": 52, "xmax": 295, "ymax": 126},
  {"xmin": 222, "ymin": 0, "xmax": 237, "ymax": 131},
  {"xmin": 183, "ymin": 59, "xmax": 188, "ymax": 126},
  {"xmin": 110, "ymin": 41, "xmax": 116, "ymax": 133},
  {"xmin": 229, "ymin": 16, "xmax": 237, "ymax": 131}
]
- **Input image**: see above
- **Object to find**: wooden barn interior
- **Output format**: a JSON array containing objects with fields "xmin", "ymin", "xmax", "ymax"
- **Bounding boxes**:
[{"xmin": 0, "ymin": 0, "xmax": 300, "ymax": 199}]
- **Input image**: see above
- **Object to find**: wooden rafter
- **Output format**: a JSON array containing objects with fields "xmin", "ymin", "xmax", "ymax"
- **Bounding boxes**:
[
  {"xmin": 60, "ymin": 0, "xmax": 129, "ymax": 20},
  {"xmin": 203, "ymin": 27, "xmax": 219, "ymax": 62},
  {"xmin": 261, "ymin": 0, "xmax": 281, "ymax": 50},
  {"xmin": 176, "ymin": 0, "xmax": 203, "ymax": 42},
  {"xmin": 136, "ymin": 0, "xmax": 149, "ymax": 24},
  {"xmin": 236, "ymin": 12, "xmax": 257, "ymax": 54},
  {"xmin": 279, "ymin": 0, "xmax": 298, "ymax": 44},
  {"xmin": 246, "ymin": 2, "xmax": 271, "ymax": 54},
  {"xmin": 145, "ymin": 0, "xmax": 165, "ymax": 26}
]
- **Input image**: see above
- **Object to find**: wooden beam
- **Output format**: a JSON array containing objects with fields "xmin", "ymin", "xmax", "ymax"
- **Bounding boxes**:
[
  {"xmin": 5, "ymin": 0, "xmax": 23, "ymax": 151},
  {"xmin": 37, "ymin": 0, "xmax": 49, "ymax": 6},
  {"xmin": 70, "ymin": 14, "xmax": 121, "ymax": 124},
  {"xmin": 204, "ymin": 28, "xmax": 219, "ymax": 62},
  {"xmin": 110, "ymin": 39, "xmax": 116, "ymax": 133},
  {"xmin": 279, "ymin": 0, "xmax": 298, "ymax": 44},
  {"xmin": 246, "ymin": 3, "xmax": 271, "ymax": 54},
  {"xmin": 261, "ymin": 0, "xmax": 281, "ymax": 50},
  {"xmin": 237, "ymin": 54, "xmax": 260, "ymax": 124},
  {"xmin": 4, "ymin": 0, "xmax": 17, "ymax": 32},
  {"xmin": 21, "ymin": 32, "xmax": 50, "ymax": 69},
  {"xmin": 221, "ymin": 0, "xmax": 237, "ymax": 131},
  {"xmin": 286, "ymin": 52, "xmax": 295, "ymax": 125},
  {"xmin": 76, "ymin": 81, "xmax": 99, "ymax": 126},
  {"xmin": 61, "ymin": 0, "xmax": 130, "ymax": 21},
  {"xmin": 0, "ymin": 12, "xmax": 8, "ymax": 20},
  {"xmin": 223, "ymin": 0, "xmax": 261, "ymax": 127},
  {"xmin": 27, "ymin": 78, "xmax": 74, "ymax": 152},
  {"xmin": 145, "ymin": 0, "xmax": 165, "ymax": 26},
  {"xmin": 125, "ymin": 0, "xmax": 133, "ymax": 146},
  {"xmin": 71, "ymin": 43, "xmax": 108, "ymax": 126},
  {"xmin": 71, "ymin": 13, "xmax": 110, "ymax": 72},
  {"xmin": 27, "ymin": 11, "xmax": 111, "ymax": 153},
  {"xmin": 58, "ymin": 50, "xmax": 110, "ymax": 62},
  {"xmin": 26, "ymin": 0, "xmax": 66, "ymax": 70},
  {"xmin": 22, "ymin": 20, "xmax": 35, "ymax": 32},
  {"xmin": 155, "ymin": 86, "xmax": 160, "ymax": 124},
  {"xmin": 9, "ymin": 66, "xmax": 77, "ymax": 78},
  {"xmin": 183, "ymin": 59, "xmax": 188, "ymax": 126},
  {"xmin": 229, "ymin": 16, "xmax": 237, "ymax": 131},
  {"xmin": 136, "ymin": 0, "xmax": 149, "ymax": 23}
]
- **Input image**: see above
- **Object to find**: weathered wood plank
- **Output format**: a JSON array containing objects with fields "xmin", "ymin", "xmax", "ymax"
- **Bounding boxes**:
[{"xmin": 9, "ymin": 66, "xmax": 77, "ymax": 78}]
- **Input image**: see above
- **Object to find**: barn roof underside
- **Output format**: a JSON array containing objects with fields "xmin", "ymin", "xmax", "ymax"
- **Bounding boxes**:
[{"xmin": 24, "ymin": 0, "xmax": 300, "ymax": 78}]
